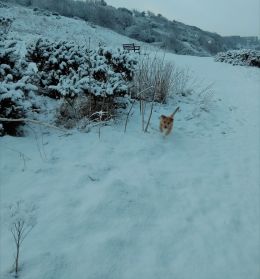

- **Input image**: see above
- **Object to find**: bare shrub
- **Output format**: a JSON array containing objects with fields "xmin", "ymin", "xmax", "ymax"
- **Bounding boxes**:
[
  {"xmin": 129, "ymin": 53, "xmax": 176, "ymax": 132},
  {"xmin": 174, "ymin": 72, "xmax": 215, "ymax": 120},
  {"xmin": 130, "ymin": 56, "xmax": 215, "ymax": 131},
  {"xmin": 130, "ymin": 53, "xmax": 199, "ymax": 132},
  {"xmin": 192, "ymin": 82, "xmax": 215, "ymax": 116},
  {"xmin": 171, "ymin": 67, "xmax": 214, "ymax": 106},
  {"xmin": 171, "ymin": 67, "xmax": 193, "ymax": 97},
  {"xmin": 130, "ymin": 53, "xmax": 192, "ymax": 132},
  {"xmin": 131, "ymin": 53, "xmax": 175, "ymax": 104},
  {"xmin": 56, "ymin": 95, "xmax": 118, "ymax": 130},
  {"xmin": 7, "ymin": 201, "xmax": 37, "ymax": 278}
]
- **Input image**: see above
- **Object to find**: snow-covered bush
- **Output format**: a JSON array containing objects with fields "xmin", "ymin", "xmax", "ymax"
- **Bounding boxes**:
[
  {"xmin": 0, "ymin": 2, "xmax": 10, "ymax": 8},
  {"xmin": 0, "ymin": 16, "xmax": 13, "ymax": 35},
  {"xmin": 25, "ymin": 39, "xmax": 137, "ymax": 126},
  {"xmin": 0, "ymin": 39, "xmax": 37, "ymax": 136},
  {"xmin": 26, "ymin": 39, "xmax": 137, "ymax": 99},
  {"xmin": 0, "ymin": 36, "xmax": 138, "ymax": 134},
  {"xmin": 33, "ymin": 7, "xmax": 61, "ymax": 18},
  {"xmin": 215, "ymin": 49, "xmax": 260, "ymax": 68}
]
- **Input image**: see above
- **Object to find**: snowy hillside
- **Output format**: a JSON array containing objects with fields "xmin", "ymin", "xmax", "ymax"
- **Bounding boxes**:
[
  {"xmin": 3, "ymin": 0, "xmax": 260, "ymax": 56},
  {"xmin": 0, "ymin": 2, "xmax": 146, "ymax": 48},
  {"xmin": 1, "ymin": 3, "xmax": 260, "ymax": 279}
]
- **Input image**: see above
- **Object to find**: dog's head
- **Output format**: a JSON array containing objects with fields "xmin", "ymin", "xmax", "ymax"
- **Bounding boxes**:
[{"xmin": 160, "ymin": 115, "xmax": 173, "ymax": 129}]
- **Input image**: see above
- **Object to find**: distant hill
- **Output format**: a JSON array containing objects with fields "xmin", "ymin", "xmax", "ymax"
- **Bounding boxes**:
[
  {"xmin": 2, "ymin": 0, "xmax": 260, "ymax": 56},
  {"xmin": 125, "ymin": 11, "xmax": 259, "ymax": 56}
]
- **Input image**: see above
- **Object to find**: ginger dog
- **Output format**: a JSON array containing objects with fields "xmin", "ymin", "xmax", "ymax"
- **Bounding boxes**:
[{"xmin": 159, "ymin": 107, "xmax": 180, "ymax": 135}]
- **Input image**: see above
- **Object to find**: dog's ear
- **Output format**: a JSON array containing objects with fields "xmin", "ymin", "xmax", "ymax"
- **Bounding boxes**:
[{"xmin": 160, "ymin": 115, "xmax": 166, "ymax": 119}]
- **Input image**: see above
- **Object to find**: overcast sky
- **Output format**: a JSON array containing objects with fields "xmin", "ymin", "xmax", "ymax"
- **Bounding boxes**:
[{"xmin": 106, "ymin": 0, "xmax": 260, "ymax": 37}]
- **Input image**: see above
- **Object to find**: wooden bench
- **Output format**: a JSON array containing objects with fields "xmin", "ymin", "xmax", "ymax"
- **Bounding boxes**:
[{"xmin": 123, "ymin": 43, "xmax": 141, "ymax": 53}]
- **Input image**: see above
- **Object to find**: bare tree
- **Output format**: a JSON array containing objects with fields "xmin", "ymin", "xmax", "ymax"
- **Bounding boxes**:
[{"xmin": 8, "ymin": 201, "xmax": 37, "ymax": 277}]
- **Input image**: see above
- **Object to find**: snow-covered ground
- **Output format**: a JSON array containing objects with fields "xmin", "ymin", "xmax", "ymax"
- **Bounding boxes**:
[
  {"xmin": 1, "ymin": 3, "xmax": 260, "ymax": 279},
  {"xmin": 1, "ymin": 3, "xmax": 147, "ymax": 49}
]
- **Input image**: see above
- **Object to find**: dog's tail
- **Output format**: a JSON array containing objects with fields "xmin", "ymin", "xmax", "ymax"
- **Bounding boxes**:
[{"xmin": 170, "ymin": 106, "xmax": 180, "ymax": 118}]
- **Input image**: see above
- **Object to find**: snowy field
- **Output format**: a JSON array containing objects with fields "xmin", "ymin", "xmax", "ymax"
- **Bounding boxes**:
[{"xmin": 1, "ymin": 3, "xmax": 260, "ymax": 279}]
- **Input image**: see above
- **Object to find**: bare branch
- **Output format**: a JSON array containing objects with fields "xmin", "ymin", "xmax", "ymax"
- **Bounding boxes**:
[
  {"xmin": 10, "ymin": 227, "xmax": 18, "ymax": 244},
  {"xmin": 124, "ymin": 100, "xmax": 135, "ymax": 133},
  {"xmin": 144, "ymin": 90, "xmax": 156, "ymax": 133}
]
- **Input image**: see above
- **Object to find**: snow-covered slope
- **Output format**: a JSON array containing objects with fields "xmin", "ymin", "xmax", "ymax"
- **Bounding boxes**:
[
  {"xmin": 1, "ymin": 3, "xmax": 260, "ymax": 279},
  {"xmin": 1, "ymin": 3, "xmax": 146, "ymax": 48}
]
